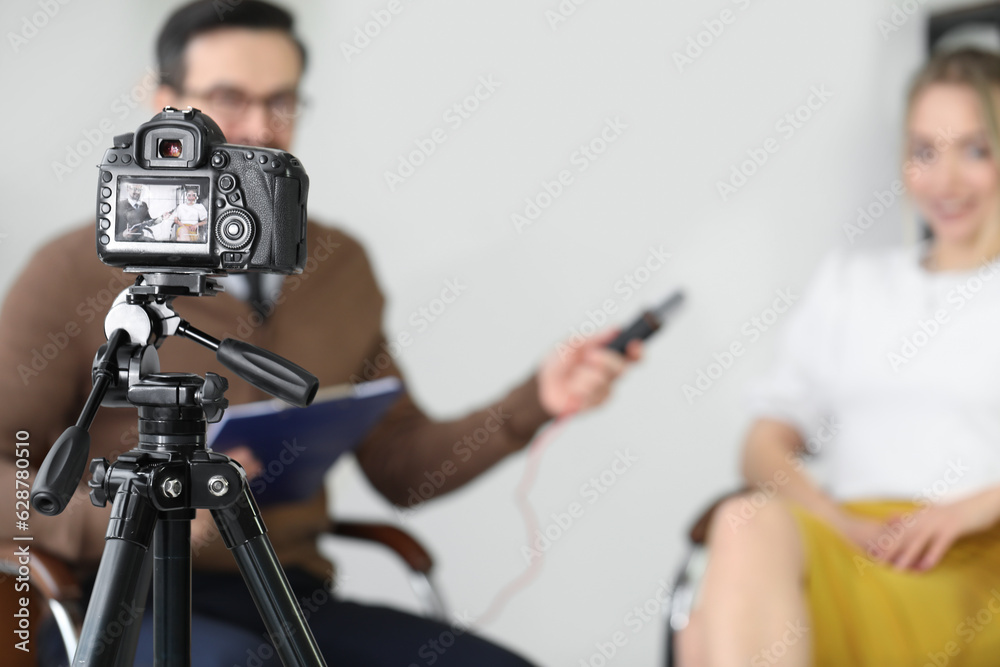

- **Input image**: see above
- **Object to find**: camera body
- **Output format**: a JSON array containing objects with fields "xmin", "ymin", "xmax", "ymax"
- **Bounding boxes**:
[{"xmin": 96, "ymin": 107, "xmax": 309, "ymax": 274}]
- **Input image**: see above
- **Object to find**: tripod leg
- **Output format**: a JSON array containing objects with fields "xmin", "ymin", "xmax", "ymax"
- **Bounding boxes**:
[
  {"xmin": 154, "ymin": 514, "xmax": 193, "ymax": 667},
  {"xmin": 212, "ymin": 488, "xmax": 327, "ymax": 667},
  {"xmin": 74, "ymin": 479, "xmax": 158, "ymax": 667}
]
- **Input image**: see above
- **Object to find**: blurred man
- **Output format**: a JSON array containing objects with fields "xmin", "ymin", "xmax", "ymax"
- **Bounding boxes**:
[{"xmin": 0, "ymin": 1, "xmax": 640, "ymax": 664}]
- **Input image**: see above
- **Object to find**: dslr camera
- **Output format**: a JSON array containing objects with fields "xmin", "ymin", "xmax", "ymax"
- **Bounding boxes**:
[{"xmin": 96, "ymin": 107, "xmax": 308, "ymax": 273}]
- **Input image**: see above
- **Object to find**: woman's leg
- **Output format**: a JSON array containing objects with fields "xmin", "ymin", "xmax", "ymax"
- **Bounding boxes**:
[{"xmin": 678, "ymin": 495, "xmax": 810, "ymax": 667}]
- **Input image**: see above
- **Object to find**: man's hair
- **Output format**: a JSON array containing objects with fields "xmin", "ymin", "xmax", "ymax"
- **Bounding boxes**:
[{"xmin": 156, "ymin": 0, "xmax": 308, "ymax": 91}]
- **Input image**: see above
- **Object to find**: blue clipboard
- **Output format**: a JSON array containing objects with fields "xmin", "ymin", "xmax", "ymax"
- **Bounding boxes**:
[{"xmin": 207, "ymin": 377, "xmax": 403, "ymax": 505}]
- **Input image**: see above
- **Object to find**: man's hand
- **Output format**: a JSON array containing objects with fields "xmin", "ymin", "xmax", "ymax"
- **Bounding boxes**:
[
  {"xmin": 223, "ymin": 445, "xmax": 263, "ymax": 480},
  {"xmin": 192, "ymin": 446, "xmax": 263, "ymax": 554},
  {"xmin": 537, "ymin": 329, "xmax": 642, "ymax": 417},
  {"xmin": 875, "ymin": 487, "xmax": 1000, "ymax": 571}
]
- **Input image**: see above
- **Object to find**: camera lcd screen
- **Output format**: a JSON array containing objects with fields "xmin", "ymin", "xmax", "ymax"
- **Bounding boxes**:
[{"xmin": 116, "ymin": 177, "xmax": 211, "ymax": 244}]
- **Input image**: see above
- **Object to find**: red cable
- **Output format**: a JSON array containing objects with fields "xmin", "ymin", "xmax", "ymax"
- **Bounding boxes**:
[{"xmin": 473, "ymin": 401, "xmax": 580, "ymax": 628}]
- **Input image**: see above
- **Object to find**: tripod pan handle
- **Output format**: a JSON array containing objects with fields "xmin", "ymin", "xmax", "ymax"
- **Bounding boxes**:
[
  {"xmin": 217, "ymin": 339, "xmax": 319, "ymax": 408},
  {"xmin": 31, "ymin": 426, "xmax": 91, "ymax": 516}
]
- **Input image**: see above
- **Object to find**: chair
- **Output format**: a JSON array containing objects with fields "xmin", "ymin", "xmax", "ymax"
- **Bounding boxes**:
[
  {"xmin": 663, "ymin": 489, "xmax": 747, "ymax": 667},
  {"xmin": 928, "ymin": 2, "xmax": 1000, "ymax": 52},
  {"xmin": 0, "ymin": 520, "xmax": 446, "ymax": 666}
]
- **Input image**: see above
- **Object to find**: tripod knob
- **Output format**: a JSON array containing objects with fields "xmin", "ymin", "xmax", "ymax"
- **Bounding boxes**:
[
  {"xmin": 89, "ymin": 458, "xmax": 110, "ymax": 507},
  {"xmin": 198, "ymin": 373, "xmax": 230, "ymax": 423}
]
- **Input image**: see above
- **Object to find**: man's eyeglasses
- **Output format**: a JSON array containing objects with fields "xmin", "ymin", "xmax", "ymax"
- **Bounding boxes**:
[{"xmin": 179, "ymin": 86, "xmax": 307, "ymax": 121}]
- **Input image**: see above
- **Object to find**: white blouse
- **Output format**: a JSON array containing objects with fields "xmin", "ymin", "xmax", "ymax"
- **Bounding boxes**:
[{"xmin": 748, "ymin": 244, "xmax": 1000, "ymax": 503}]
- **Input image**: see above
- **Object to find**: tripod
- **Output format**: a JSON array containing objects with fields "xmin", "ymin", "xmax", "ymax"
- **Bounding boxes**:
[{"xmin": 30, "ymin": 271, "xmax": 328, "ymax": 667}]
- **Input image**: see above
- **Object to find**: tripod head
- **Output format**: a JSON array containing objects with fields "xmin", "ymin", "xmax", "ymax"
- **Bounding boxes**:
[{"xmin": 30, "ymin": 270, "xmax": 319, "ymax": 516}]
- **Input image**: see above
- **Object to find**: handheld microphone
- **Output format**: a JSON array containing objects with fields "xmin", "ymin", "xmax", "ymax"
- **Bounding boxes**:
[{"xmin": 606, "ymin": 290, "xmax": 685, "ymax": 354}]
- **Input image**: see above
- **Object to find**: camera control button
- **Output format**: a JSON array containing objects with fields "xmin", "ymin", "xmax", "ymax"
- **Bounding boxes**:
[
  {"xmin": 101, "ymin": 171, "xmax": 113, "ymax": 182},
  {"xmin": 215, "ymin": 197, "xmax": 226, "ymax": 208},
  {"xmin": 99, "ymin": 218, "xmax": 110, "ymax": 230},
  {"xmin": 101, "ymin": 187, "xmax": 112, "ymax": 198},
  {"xmin": 122, "ymin": 155, "xmax": 132, "ymax": 164},
  {"xmin": 227, "ymin": 192, "xmax": 241, "ymax": 204},
  {"xmin": 258, "ymin": 154, "xmax": 268, "ymax": 164},
  {"xmin": 218, "ymin": 174, "xmax": 236, "ymax": 192},
  {"xmin": 99, "ymin": 234, "xmax": 110, "ymax": 245},
  {"xmin": 100, "ymin": 203, "xmax": 111, "ymax": 214},
  {"xmin": 107, "ymin": 154, "xmax": 117, "ymax": 163},
  {"xmin": 216, "ymin": 209, "xmax": 254, "ymax": 249},
  {"xmin": 244, "ymin": 151, "xmax": 254, "ymax": 160},
  {"xmin": 211, "ymin": 152, "xmax": 228, "ymax": 169}
]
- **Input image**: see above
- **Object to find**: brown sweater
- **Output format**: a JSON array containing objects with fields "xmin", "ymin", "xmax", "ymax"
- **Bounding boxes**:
[{"xmin": 0, "ymin": 221, "xmax": 551, "ymax": 580}]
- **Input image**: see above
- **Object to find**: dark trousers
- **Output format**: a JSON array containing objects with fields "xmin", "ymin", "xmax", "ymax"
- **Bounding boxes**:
[{"xmin": 50, "ymin": 568, "xmax": 536, "ymax": 667}]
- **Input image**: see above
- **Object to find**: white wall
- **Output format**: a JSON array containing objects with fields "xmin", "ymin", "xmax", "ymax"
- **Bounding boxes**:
[{"xmin": 0, "ymin": 0, "xmax": 966, "ymax": 664}]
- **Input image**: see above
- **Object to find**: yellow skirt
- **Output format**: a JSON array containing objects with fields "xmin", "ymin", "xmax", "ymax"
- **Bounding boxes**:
[{"xmin": 791, "ymin": 501, "xmax": 1000, "ymax": 666}]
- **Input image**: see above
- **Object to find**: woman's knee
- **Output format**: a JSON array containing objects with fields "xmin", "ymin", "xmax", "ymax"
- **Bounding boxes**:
[
  {"xmin": 707, "ymin": 493, "xmax": 799, "ymax": 552},
  {"xmin": 674, "ymin": 611, "xmax": 705, "ymax": 667}
]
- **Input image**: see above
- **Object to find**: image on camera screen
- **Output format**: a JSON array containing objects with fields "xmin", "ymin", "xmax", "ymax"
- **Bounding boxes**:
[{"xmin": 116, "ymin": 177, "xmax": 211, "ymax": 244}]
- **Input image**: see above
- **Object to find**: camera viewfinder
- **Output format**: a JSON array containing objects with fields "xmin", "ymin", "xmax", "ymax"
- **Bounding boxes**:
[{"xmin": 159, "ymin": 139, "xmax": 183, "ymax": 158}]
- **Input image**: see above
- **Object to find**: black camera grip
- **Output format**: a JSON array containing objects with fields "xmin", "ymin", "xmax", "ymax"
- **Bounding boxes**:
[
  {"xmin": 217, "ymin": 339, "xmax": 319, "ymax": 408},
  {"xmin": 31, "ymin": 426, "xmax": 91, "ymax": 516}
]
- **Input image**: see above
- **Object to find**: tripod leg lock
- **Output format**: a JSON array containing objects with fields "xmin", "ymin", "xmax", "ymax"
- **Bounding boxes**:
[{"xmin": 211, "ymin": 486, "xmax": 268, "ymax": 549}]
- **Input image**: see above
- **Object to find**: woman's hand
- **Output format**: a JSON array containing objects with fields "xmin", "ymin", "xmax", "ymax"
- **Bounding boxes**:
[
  {"xmin": 876, "ymin": 487, "xmax": 1000, "ymax": 571},
  {"xmin": 831, "ymin": 512, "xmax": 886, "ymax": 555}
]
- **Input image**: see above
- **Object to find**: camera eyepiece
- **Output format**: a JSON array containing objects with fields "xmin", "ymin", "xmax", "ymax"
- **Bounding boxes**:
[{"xmin": 158, "ymin": 139, "xmax": 184, "ymax": 159}]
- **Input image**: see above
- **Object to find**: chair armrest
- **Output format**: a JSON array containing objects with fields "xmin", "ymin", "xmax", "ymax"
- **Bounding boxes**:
[
  {"xmin": 687, "ymin": 488, "xmax": 749, "ymax": 545},
  {"xmin": 328, "ymin": 521, "xmax": 434, "ymax": 575},
  {"xmin": 0, "ymin": 546, "xmax": 81, "ymax": 605}
]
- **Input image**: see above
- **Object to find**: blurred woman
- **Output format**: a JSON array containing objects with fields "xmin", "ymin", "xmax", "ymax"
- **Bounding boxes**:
[{"xmin": 679, "ymin": 48, "xmax": 1000, "ymax": 667}]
